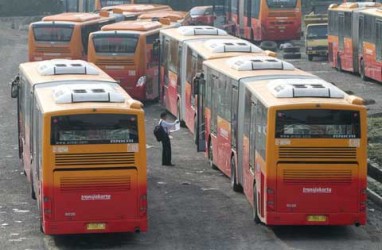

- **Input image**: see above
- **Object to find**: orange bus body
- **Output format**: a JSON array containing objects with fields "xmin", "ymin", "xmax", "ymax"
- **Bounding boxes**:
[
  {"xmin": 197, "ymin": 55, "xmax": 367, "ymax": 225},
  {"xmin": 104, "ymin": 4, "xmax": 173, "ymax": 20},
  {"xmin": 88, "ymin": 19, "xmax": 181, "ymax": 101},
  {"xmin": 225, "ymin": 0, "xmax": 302, "ymax": 41},
  {"xmin": 12, "ymin": 59, "xmax": 147, "ymax": 234},
  {"xmin": 328, "ymin": 2, "xmax": 381, "ymax": 75},
  {"xmin": 28, "ymin": 12, "xmax": 123, "ymax": 62}
]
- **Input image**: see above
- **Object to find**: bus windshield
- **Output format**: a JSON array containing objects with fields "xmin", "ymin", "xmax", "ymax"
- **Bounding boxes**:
[
  {"xmin": 276, "ymin": 109, "xmax": 360, "ymax": 139},
  {"xmin": 100, "ymin": 0, "xmax": 132, "ymax": 7},
  {"xmin": 266, "ymin": 0, "xmax": 297, "ymax": 9},
  {"xmin": 92, "ymin": 33, "xmax": 139, "ymax": 54},
  {"xmin": 33, "ymin": 23, "xmax": 74, "ymax": 42},
  {"xmin": 307, "ymin": 25, "xmax": 327, "ymax": 39},
  {"xmin": 51, "ymin": 114, "xmax": 139, "ymax": 145}
]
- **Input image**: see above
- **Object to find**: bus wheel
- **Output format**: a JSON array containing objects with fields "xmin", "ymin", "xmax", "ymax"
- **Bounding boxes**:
[
  {"xmin": 230, "ymin": 157, "xmax": 242, "ymax": 192},
  {"xmin": 30, "ymin": 172, "xmax": 36, "ymax": 200},
  {"xmin": 209, "ymin": 141, "xmax": 217, "ymax": 170},
  {"xmin": 253, "ymin": 184, "xmax": 261, "ymax": 224},
  {"xmin": 360, "ymin": 60, "xmax": 367, "ymax": 81},
  {"xmin": 336, "ymin": 55, "xmax": 342, "ymax": 71}
]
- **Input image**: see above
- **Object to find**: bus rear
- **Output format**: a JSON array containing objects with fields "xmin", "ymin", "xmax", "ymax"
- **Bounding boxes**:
[
  {"xmin": 263, "ymin": 82, "xmax": 367, "ymax": 225},
  {"xmin": 38, "ymin": 84, "xmax": 147, "ymax": 234},
  {"xmin": 88, "ymin": 21, "xmax": 168, "ymax": 101}
]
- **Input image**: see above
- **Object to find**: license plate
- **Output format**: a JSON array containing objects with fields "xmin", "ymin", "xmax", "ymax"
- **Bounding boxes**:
[
  {"xmin": 87, "ymin": 223, "xmax": 106, "ymax": 230},
  {"xmin": 307, "ymin": 215, "xmax": 327, "ymax": 222}
]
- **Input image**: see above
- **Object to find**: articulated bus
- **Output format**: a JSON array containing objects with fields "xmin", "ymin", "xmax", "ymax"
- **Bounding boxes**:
[
  {"xmin": 88, "ymin": 19, "xmax": 181, "ymax": 101},
  {"xmin": 179, "ymin": 38, "xmax": 275, "ymax": 136},
  {"xmin": 10, "ymin": 59, "xmax": 147, "ymax": 234},
  {"xmin": 193, "ymin": 55, "xmax": 367, "ymax": 225},
  {"xmin": 328, "ymin": 2, "xmax": 380, "ymax": 74},
  {"xmin": 223, "ymin": 0, "xmax": 302, "ymax": 42},
  {"xmin": 160, "ymin": 26, "xmax": 233, "ymax": 119},
  {"xmin": 29, "ymin": 12, "xmax": 124, "ymax": 62}
]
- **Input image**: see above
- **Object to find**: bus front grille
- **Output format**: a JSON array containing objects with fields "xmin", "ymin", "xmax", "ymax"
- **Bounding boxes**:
[
  {"xmin": 283, "ymin": 169, "xmax": 352, "ymax": 184},
  {"xmin": 96, "ymin": 58, "xmax": 134, "ymax": 66},
  {"xmin": 279, "ymin": 147, "xmax": 356, "ymax": 161},
  {"xmin": 35, "ymin": 46, "xmax": 70, "ymax": 53},
  {"xmin": 60, "ymin": 175, "xmax": 131, "ymax": 192},
  {"xmin": 55, "ymin": 152, "xmax": 135, "ymax": 166}
]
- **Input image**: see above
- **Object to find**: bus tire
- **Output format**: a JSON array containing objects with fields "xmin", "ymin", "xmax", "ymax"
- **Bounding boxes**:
[
  {"xmin": 308, "ymin": 55, "xmax": 313, "ymax": 61},
  {"xmin": 360, "ymin": 60, "xmax": 367, "ymax": 81},
  {"xmin": 230, "ymin": 157, "xmax": 242, "ymax": 192},
  {"xmin": 209, "ymin": 140, "xmax": 217, "ymax": 170},
  {"xmin": 30, "ymin": 172, "xmax": 36, "ymax": 200},
  {"xmin": 260, "ymin": 41, "xmax": 277, "ymax": 52},
  {"xmin": 253, "ymin": 184, "xmax": 261, "ymax": 224}
]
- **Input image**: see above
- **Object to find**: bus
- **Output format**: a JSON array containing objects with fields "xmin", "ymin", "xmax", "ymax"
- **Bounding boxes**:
[
  {"xmin": 28, "ymin": 12, "xmax": 124, "ymax": 62},
  {"xmin": 10, "ymin": 59, "xmax": 147, "ymax": 234},
  {"xmin": 223, "ymin": 0, "xmax": 302, "ymax": 42},
  {"xmin": 62, "ymin": 0, "xmax": 134, "ymax": 12},
  {"xmin": 88, "ymin": 19, "xmax": 181, "ymax": 101},
  {"xmin": 193, "ymin": 55, "xmax": 367, "ymax": 225},
  {"xmin": 328, "ymin": 2, "xmax": 380, "ymax": 74},
  {"xmin": 104, "ymin": 4, "xmax": 173, "ymax": 20},
  {"xmin": 179, "ymin": 38, "xmax": 275, "ymax": 138},
  {"xmin": 138, "ymin": 10, "xmax": 187, "ymax": 23},
  {"xmin": 160, "ymin": 26, "xmax": 233, "ymax": 120}
]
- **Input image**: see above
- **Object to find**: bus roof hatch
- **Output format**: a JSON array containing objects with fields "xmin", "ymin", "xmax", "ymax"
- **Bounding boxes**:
[
  {"xmin": 53, "ymin": 84, "xmax": 125, "ymax": 104},
  {"xmin": 268, "ymin": 79, "xmax": 345, "ymax": 98},
  {"xmin": 38, "ymin": 60, "xmax": 99, "ymax": 76},
  {"xmin": 228, "ymin": 56, "xmax": 294, "ymax": 71},
  {"xmin": 177, "ymin": 26, "xmax": 227, "ymax": 36},
  {"xmin": 204, "ymin": 39, "xmax": 262, "ymax": 53}
]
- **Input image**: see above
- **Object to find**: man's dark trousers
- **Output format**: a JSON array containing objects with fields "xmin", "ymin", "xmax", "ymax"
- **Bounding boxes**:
[{"xmin": 161, "ymin": 135, "xmax": 172, "ymax": 165}]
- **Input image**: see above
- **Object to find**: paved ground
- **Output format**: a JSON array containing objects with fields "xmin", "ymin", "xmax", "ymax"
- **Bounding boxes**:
[{"xmin": 1, "ymin": 22, "xmax": 382, "ymax": 250}]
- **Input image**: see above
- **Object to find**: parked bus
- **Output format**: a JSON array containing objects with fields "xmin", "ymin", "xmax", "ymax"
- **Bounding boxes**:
[
  {"xmin": 179, "ymin": 38, "xmax": 275, "ymax": 136},
  {"xmin": 328, "ymin": 2, "xmax": 380, "ymax": 74},
  {"xmin": 29, "ymin": 12, "xmax": 124, "ymax": 62},
  {"xmin": 223, "ymin": 0, "xmax": 302, "ymax": 42},
  {"xmin": 160, "ymin": 26, "xmax": 233, "ymax": 119},
  {"xmin": 193, "ymin": 55, "xmax": 367, "ymax": 225},
  {"xmin": 88, "ymin": 19, "xmax": 181, "ymax": 101},
  {"xmin": 62, "ymin": 0, "xmax": 134, "ymax": 12},
  {"xmin": 10, "ymin": 59, "xmax": 147, "ymax": 234},
  {"xmin": 104, "ymin": 4, "xmax": 173, "ymax": 20},
  {"xmin": 138, "ymin": 10, "xmax": 187, "ymax": 23}
]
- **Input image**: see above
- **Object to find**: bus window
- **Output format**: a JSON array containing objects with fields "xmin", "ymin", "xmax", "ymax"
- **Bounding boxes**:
[
  {"xmin": 92, "ymin": 33, "xmax": 139, "ymax": 54},
  {"xmin": 33, "ymin": 23, "xmax": 74, "ymax": 42},
  {"xmin": 249, "ymin": 101, "xmax": 256, "ymax": 170},
  {"xmin": 251, "ymin": 0, "xmax": 260, "ymax": 19},
  {"xmin": 376, "ymin": 21, "xmax": 382, "ymax": 60}
]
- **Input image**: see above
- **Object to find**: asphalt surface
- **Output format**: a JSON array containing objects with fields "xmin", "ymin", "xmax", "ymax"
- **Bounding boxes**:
[{"xmin": 1, "ymin": 22, "xmax": 382, "ymax": 250}]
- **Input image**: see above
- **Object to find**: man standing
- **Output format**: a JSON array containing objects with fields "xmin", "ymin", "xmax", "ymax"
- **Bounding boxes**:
[{"xmin": 159, "ymin": 112, "xmax": 179, "ymax": 166}]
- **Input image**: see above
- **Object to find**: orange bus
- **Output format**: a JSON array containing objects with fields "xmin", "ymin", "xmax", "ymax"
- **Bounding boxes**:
[
  {"xmin": 104, "ymin": 4, "xmax": 173, "ymax": 20},
  {"xmin": 138, "ymin": 10, "xmax": 187, "ymax": 23},
  {"xmin": 10, "ymin": 59, "xmax": 147, "ymax": 234},
  {"xmin": 62, "ymin": 0, "xmax": 134, "ymax": 12},
  {"xmin": 194, "ymin": 55, "xmax": 367, "ymax": 225},
  {"xmin": 28, "ymin": 12, "xmax": 124, "ymax": 62},
  {"xmin": 223, "ymin": 0, "xmax": 302, "ymax": 42},
  {"xmin": 179, "ymin": 38, "xmax": 275, "ymax": 141},
  {"xmin": 160, "ymin": 26, "xmax": 233, "ymax": 119},
  {"xmin": 328, "ymin": 2, "xmax": 380, "ymax": 74},
  {"xmin": 88, "ymin": 19, "xmax": 181, "ymax": 101}
]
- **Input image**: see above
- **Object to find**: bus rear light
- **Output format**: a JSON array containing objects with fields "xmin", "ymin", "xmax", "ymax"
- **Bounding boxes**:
[
  {"xmin": 360, "ymin": 201, "xmax": 366, "ymax": 212},
  {"xmin": 139, "ymin": 194, "xmax": 147, "ymax": 217},
  {"xmin": 267, "ymin": 200, "xmax": 275, "ymax": 211},
  {"xmin": 136, "ymin": 76, "xmax": 147, "ymax": 87},
  {"xmin": 43, "ymin": 196, "xmax": 52, "ymax": 219}
]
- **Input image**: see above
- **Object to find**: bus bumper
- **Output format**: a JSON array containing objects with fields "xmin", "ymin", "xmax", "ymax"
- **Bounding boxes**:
[
  {"xmin": 265, "ymin": 212, "xmax": 366, "ymax": 226},
  {"xmin": 42, "ymin": 218, "xmax": 148, "ymax": 235}
]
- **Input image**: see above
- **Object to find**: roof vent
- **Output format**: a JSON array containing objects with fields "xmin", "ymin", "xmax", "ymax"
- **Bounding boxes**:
[
  {"xmin": 204, "ymin": 39, "xmax": 262, "ymax": 53},
  {"xmin": 53, "ymin": 84, "xmax": 125, "ymax": 104},
  {"xmin": 268, "ymin": 79, "xmax": 345, "ymax": 98},
  {"xmin": 38, "ymin": 59, "xmax": 99, "ymax": 76},
  {"xmin": 228, "ymin": 56, "xmax": 294, "ymax": 71},
  {"xmin": 177, "ymin": 26, "xmax": 227, "ymax": 36}
]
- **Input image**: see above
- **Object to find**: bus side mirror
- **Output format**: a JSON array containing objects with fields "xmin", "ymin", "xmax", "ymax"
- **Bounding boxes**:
[{"xmin": 10, "ymin": 75, "xmax": 20, "ymax": 99}]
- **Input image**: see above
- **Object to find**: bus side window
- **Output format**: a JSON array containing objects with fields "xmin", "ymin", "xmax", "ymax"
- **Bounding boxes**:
[
  {"xmin": 231, "ymin": 85, "xmax": 238, "ymax": 149},
  {"xmin": 249, "ymin": 101, "xmax": 256, "ymax": 171},
  {"xmin": 162, "ymin": 38, "xmax": 170, "ymax": 85},
  {"xmin": 147, "ymin": 33, "xmax": 160, "ymax": 66},
  {"xmin": 376, "ymin": 21, "xmax": 382, "ymax": 61}
]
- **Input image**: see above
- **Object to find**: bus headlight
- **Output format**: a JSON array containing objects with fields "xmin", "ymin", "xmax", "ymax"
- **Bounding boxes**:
[{"xmin": 136, "ymin": 76, "xmax": 147, "ymax": 87}]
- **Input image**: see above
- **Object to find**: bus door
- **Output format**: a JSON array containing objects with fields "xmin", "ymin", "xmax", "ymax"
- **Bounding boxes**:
[{"xmin": 195, "ymin": 74, "xmax": 206, "ymax": 152}]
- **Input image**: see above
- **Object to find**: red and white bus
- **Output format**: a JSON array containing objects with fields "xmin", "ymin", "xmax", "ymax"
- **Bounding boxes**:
[
  {"xmin": 160, "ymin": 26, "xmax": 232, "ymax": 120},
  {"xmin": 180, "ymin": 38, "xmax": 274, "ymax": 137},
  {"xmin": 223, "ymin": 0, "xmax": 302, "ymax": 42},
  {"xmin": 193, "ymin": 55, "xmax": 367, "ymax": 225},
  {"xmin": 11, "ymin": 59, "xmax": 147, "ymax": 234},
  {"xmin": 328, "ymin": 2, "xmax": 380, "ymax": 74},
  {"xmin": 88, "ymin": 19, "xmax": 181, "ymax": 101}
]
